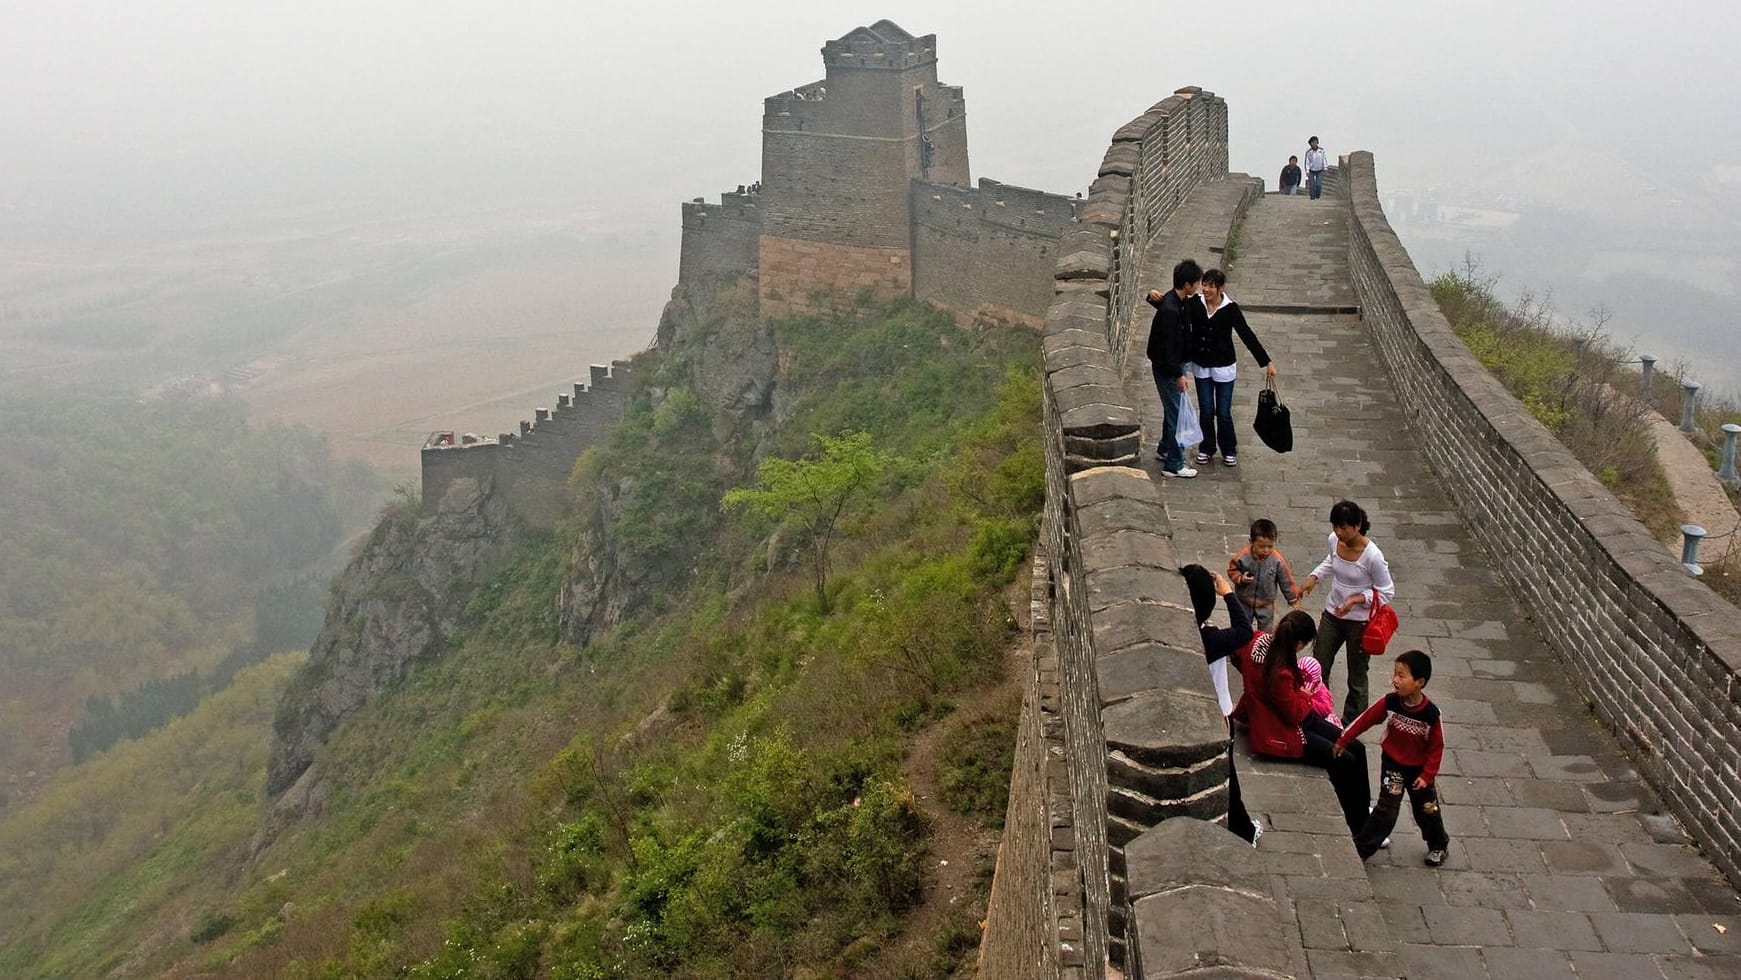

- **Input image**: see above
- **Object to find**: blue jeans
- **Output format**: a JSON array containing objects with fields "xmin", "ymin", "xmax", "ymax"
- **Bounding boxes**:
[
  {"xmin": 1308, "ymin": 170, "xmax": 1323, "ymax": 200},
  {"xmin": 1155, "ymin": 369, "xmax": 1185, "ymax": 472},
  {"xmin": 1195, "ymin": 375, "xmax": 1237, "ymax": 458}
]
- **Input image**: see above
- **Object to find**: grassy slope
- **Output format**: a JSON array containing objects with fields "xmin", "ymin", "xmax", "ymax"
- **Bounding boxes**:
[
  {"xmin": 0, "ymin": 299, "xmax": 1040, "ymax": 979},
  {"xmin": 0, "ymin": 654, "xmax": 305, "ymax": 978},
  {"xmin": 1430, "ymin": 269, "xmax": 1683, "ymax": 541}
]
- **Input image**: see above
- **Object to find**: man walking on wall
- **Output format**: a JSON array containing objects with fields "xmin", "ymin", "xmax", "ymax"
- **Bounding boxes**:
[
  {"xmin": 1146, "ymin": 259, "xmax": 1204, "ymax": 479},
  {"xmin": 1305, "ymin": 137, "xmax": 1328, "ymax": 200}
]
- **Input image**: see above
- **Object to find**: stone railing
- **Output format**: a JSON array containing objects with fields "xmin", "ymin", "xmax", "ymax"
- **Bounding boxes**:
[
  {"xmin": 990, "ymin": 87, "xmax": 1294, "ymax": 979},
  {"xmin": 1344, "ymin": 149, "xmax": 1741, "ymax": 890}
]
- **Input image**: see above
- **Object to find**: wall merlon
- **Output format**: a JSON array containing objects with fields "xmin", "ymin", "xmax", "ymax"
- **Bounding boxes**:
[
  {"xmin": 1055, "ymin": 227, "xmax": 1113, "ymax": 282},
  {"xmin": 1099, "ymin": 144, "xmax": 1140, "ymax": 178}
]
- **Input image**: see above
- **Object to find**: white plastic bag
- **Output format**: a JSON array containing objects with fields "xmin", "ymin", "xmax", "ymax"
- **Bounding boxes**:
[{"xmin": 1176, "ymin": 393, "xmax": 1203, "ymax": 448}]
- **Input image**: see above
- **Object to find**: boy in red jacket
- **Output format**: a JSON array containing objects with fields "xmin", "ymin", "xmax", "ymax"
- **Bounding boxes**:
[{"xmin": 1334, "ymin": 650, "xmax": 1451, "ymax": 865}]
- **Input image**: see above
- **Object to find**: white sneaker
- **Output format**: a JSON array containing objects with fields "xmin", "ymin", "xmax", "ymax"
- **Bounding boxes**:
[
  {"xmin": 1368, "ymin": 805, "xmax": 1391, "ymax": 848},
  {"xmin": 1195, "ymin": 451, "xmax": 1212, "ymax": 465},
  {"xmin": 1162, "ymin": 466, "xmax": 1199, "ymax": 479}
]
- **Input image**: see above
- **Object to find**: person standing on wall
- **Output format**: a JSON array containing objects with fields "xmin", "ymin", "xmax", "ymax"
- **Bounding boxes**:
[
  {"xmin": 1146, "ymin": 259, "xmax": 1204, "ymax": 479},
  {"xmin": 1191, "ymin": 268, "xmax": 1274, "ymax": 468},
  {"xmin": 1297, "ymin": 500, "xmax": 1396, "ymax": 721},
  {"xmin": 1280, "ymin": 155, "xmax": 1302, "ymax": 195},
  {"xmin": 1304, "ymin": 136, "xmax": 1328, "ymax": 200}
]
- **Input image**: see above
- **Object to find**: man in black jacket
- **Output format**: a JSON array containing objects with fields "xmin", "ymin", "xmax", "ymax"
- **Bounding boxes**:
[{"xmin": 1146, "ymin": 259, "xmax": 1203, "ymax": 477}]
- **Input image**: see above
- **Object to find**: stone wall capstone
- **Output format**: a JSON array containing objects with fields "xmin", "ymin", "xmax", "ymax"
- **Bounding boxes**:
[{"xmin": 1343, "ymin": 149, "xmax": 1741, "ymax": 891}]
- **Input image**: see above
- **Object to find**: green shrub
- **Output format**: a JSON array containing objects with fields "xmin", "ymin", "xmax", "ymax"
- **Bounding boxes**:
[
  {"xmin": 190, "ymin": 910, "xmax": 237, "ymax": 944},
  {"xmin": 936, "ymin": 698, "xmax": 1019, "ymax": 828}
]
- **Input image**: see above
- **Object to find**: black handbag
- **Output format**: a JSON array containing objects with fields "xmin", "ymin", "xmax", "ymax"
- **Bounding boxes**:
[{"xmin": 1254, "ymin": 378, "xmax": 1293, "ymax": 453}]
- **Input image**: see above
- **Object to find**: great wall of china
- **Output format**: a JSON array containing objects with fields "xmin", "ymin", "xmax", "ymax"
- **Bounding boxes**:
[{"xmin": 418, "ymin": 21, "xmax": 1741, "ymax": 978}]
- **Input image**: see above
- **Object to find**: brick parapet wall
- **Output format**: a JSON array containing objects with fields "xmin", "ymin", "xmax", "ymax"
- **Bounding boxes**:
[
  {"xmin": 980, "ymin": 553, "xmax": 1087, "ymax": 980},
  {"xmin": 1343, "ymin": 149, "xmax": 1741, "ymax": 890},
  {"xmin": 420, "ymin": 360, "xmax": 635, "ymax": 531},
  {"xmin": 912, "ymin": 178, "xmax": 1079, "ymax": 324},
  {"xmin": 1018, "ymin": 86, "xmax": 1274, "ymax": 978},
  {"xmin": 679, "ymin": 190, "xmax": 763, "ymax": 285}
]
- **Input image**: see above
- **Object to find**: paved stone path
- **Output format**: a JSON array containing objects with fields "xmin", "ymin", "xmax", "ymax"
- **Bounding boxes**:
[{"xmin": 1126, "ymin": 188, "xmax": 1741, "ymax": 979}]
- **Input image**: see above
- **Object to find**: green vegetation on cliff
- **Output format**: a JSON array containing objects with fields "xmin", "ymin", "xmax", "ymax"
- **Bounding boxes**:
[
  {"xmin": 1431, "ymin": 266, "xmax": 1681, "ymax": 540},
  {"xmin": 0, "ymin": 297, "xmax": 1040, "ymax": 979},
  {"xmin": 0, "ymin": 389, "xmax": 379, "ymax": 792}
]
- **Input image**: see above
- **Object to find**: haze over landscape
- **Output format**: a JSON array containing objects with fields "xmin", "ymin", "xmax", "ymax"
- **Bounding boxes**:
[
  {"xmin": 6, "ymin": 4, "xmax": 1741, "ymax": 975},
  {"xmin": 4, "ymin": 1, "xmax": 1739, "ymax": 474}
]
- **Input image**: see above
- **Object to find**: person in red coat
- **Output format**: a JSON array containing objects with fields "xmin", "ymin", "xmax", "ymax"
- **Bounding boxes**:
[{"xmin": 1235, "ymin": 609, "xmax": 1371, "ymax": 834}]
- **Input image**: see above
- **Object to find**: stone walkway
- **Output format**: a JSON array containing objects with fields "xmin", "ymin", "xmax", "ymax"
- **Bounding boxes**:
[{"xmin": 1127, "ymin": 189, "xmax": 1741, "ymax": 979}]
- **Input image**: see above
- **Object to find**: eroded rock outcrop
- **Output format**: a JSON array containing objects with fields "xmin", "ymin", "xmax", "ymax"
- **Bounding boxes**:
[{"xmin": 263, "ymin": 476, "xmax": 518, "ymax": 805}]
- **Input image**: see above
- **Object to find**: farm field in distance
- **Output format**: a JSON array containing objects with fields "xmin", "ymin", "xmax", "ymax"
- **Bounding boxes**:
[{"xmin": 0, "ymin": 204, "xmax": 669, "ymax": 480}]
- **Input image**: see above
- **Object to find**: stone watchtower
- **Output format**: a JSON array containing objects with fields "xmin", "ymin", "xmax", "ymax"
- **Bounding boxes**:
[{"xmin": 758, "ymin": 20, "xmax": 970, "ymax": 315}]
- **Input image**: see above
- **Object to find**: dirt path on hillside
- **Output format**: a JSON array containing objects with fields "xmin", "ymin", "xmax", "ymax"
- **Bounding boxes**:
[{"xmin": 858, "ymin": 571, "xmax": 1031, "ymax": 979}]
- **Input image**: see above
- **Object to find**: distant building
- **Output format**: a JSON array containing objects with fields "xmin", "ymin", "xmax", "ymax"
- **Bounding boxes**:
[{"xmin": 678, "ymin": 20, "xmax": 1081, "ymax": 325}]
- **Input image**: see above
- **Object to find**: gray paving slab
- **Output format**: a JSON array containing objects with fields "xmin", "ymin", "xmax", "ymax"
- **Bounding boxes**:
[{"xmin": 1119, "ymin": 192, "xmax": 1741, "ymax": 977}]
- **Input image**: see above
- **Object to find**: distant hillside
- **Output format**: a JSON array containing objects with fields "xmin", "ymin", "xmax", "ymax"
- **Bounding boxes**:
[
  {"xmin": 0, "ymin": 389, "xmax": 380, "ymax": 799},
  {"xmin": 0, "ymin": 287, "xmax": 1040, "ymax": 978}
]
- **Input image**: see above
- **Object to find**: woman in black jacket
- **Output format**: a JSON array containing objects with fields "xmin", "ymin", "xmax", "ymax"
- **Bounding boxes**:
[{"xmin": 1192, "ymin": 268, "xmax": 1276, "ymax": 466}]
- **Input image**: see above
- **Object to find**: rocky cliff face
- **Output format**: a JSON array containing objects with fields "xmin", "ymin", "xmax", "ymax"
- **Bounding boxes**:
[
  {"xmin": 265, "ymin": 272, "xmax": 778, "ymax": 821},
  {"xmin": 657, "ymin": 278, "xmax": 778, "ymax": 434},
  {"xmin": 263, "ymin": 476, "xmax": 519, "ymax": 807}
]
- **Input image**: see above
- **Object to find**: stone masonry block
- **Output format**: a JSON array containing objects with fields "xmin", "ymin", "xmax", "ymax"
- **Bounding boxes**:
[
  {"xmin": 1051, "ymin": 381, "xmax": 1132, "ymax": 421},
  {"xmin": 1054, "ymin": 278, "xmax": 1111, "ymax": 301},
  {"xmin": 1077, "ymin": 527, "xmax": 1173, "ymax": 574},
  {"xmin": 1075, "ymin": 497, "xmax": 1172, "ymax": 541},
  {"xmin": 1086, "ymin": 565, "xmax": 1180, "ymax": 615},
  {"xmin": 1042, "ymin": 328, "xmax": 1112, "ymax": 358},
  {"xmin": 1058, "ymin": 401, "xmax": 1139, "ymax": 440},
  {"xmin": 1064, "ymin": 431, "xmax": 1142, "ymax": 461},
  {"xmin": 1107, "ymin": 749, "xmax": 1225, "ymax": 806},
  {"xmin": 1069, "ymin": 466, "xmax": 1161, "ymax": 508},
  {"xmin": 1131, "ymin": 889, "xmax": 1291, "ymax": 978},
  {"xmin": 1124, "ymin": 817, "xmax": 1269, "ymax": 900},
  {"xmin": 1096, "ymin": 643, "xmax": 1217, "ymax": 707},
  {"xmin": 1055, "ymin": 226, "xmax": 1114, "ymax": 281},
  {"xmin": 1102, "ymin": 689, "xmax": 1227, "ymax": 769},
  {"xmin": 1099, "ymin": 142, "xmax": 1141, "ymax": 177},
  {"xmin": 1076, "ymin": 200, "xmax": 1123, "ymax": 227},
  {"xmin": 1112, "ymin": 111, "xmax": 1164, "ymax": 144},
  {"xmin": 1049, "ymin": 362, "xmax": 1125, "ymax": 394},
  {"xmin": 1093, "ymin": 604, "xmax": 1199, "ymax": 659}
]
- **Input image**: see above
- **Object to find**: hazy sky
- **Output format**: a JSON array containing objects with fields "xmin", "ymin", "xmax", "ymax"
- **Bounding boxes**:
[
  {"xmin": 7, "ymin": 1, "xmax": 1738, "ymax": 225},
  {"xmin": 5, "ymin": 2, "xmax": 1739, "ymax": 375}
]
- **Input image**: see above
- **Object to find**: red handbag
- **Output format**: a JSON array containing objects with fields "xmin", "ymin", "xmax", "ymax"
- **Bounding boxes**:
[{"xmin": 1361, "ymin": 588, "xmax": 1398, "ymax": 655}]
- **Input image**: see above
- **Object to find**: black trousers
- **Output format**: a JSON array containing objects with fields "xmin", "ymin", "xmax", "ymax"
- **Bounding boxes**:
[
  {"xmin": 1298, "ymin": 714, "xmax": 1371, "ymax": 834},
  {"xmin": 1355, "ymin": 754, "xmax": 1450, "ymax": 857},
  {"xmin": 1227, "ymin": 742, "xmax": 1258, "ymax": 843}
]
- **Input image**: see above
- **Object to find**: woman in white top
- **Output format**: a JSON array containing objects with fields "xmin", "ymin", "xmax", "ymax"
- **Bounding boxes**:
[
  {"xmin": 1191, "ymin": 268, "xmax": 1275, "ymax": 468},
  {"xmin": 1297, "ymin": 500, "xmax": 1395, "ymax": 721}
]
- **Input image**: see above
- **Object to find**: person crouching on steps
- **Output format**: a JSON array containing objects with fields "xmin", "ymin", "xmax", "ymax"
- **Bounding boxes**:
[
  {"xmin": 1334, "ymin": 650, "xmax": 1451, "ymax": 866},
  {"xmin": 1181, "ymin": 563, "xmax": 1261, "ymax": 844}
]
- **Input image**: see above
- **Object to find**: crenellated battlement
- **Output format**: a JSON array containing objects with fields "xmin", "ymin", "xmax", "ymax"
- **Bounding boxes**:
[
  {"xmin": 421, "ymin": 360, "xmax": 636, "ymax": 530},
  {"xmin": 821, "ymin": 20, "xmax": 936, "ymax": 71}
]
